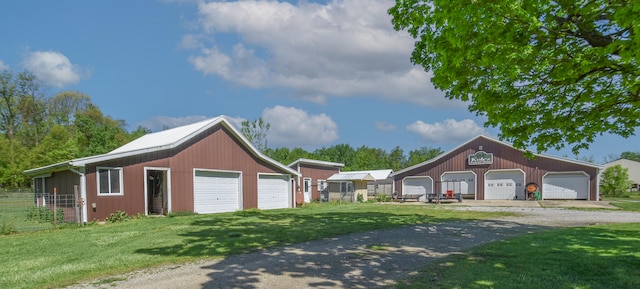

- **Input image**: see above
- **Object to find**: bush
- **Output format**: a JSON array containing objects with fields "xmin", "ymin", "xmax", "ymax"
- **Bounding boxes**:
[
  {"xmin": 376, "ymin": 194, "xmax": 391, "ymax": 202},
  {"xmin": 106, "ymin": 211, "xmax": 129, "ymax": 223},
  {"xmin": 357, "ymin": 193, "xmax": 365, "ymax": 203},
  {"xmin": 1, "ymin": 222, "xmax": 17, "ymax": 235}
]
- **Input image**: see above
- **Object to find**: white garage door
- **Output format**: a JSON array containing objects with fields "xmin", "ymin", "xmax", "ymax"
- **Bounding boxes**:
[
  {"xmin": 258, "ymin": 174, "xmax": 290, "ymax": 210},
  {"xmin": 194, "ymin": 170, "xmax": 241, "ymax": 214},
  {"xmin": 403, "ymin": 177, "xmax": 432, "ymax": 202},
  {"xmin": 485, "ymin": 170, "xmax": 525, "ymax": 200},
  {"xmin": 442, "ymin": 172, "xmax": 476, "ymax": 198},
  {"xmin": 543, "ymin": 172, "xmax": 589, "ymax": 200}
]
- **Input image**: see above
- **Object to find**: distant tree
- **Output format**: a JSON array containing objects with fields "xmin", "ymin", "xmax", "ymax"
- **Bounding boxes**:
[
  {"xmin": 48, "ymin": 91, "xmax": 91, "ymax": 126},
  {"xmin": 352, "ymin": 146, "xmax": 388, "ymax": 170},
  {"xmin": 407, "ymin": 147, "xmax": 443, "ymax": 167},
  {"xmin": 241, "ymin": 117, "xmax": 270, "ymax": 152},
  {"xmin": 390, "ymin": 0, "xmax": 640, "ymax": 155},
  {"xmin": 314, "ymin": 144, "xmax": 357, "ymax": 170},
  {"xmin": 74, "ymin": 104, "xmax": 130, "ymax": 156},
  {"xmin": 600, "ymin": 164, "xmax": 631, "ymax": 197},
  {"xmin": 620, "ymin": 151, "xmax": 640, "ymax": 162},
  {"xmin": 387, "ymin": 146, "xmax": 407, "ymax": 171}
]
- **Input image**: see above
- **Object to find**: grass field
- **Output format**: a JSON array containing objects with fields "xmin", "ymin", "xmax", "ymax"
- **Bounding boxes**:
[
  {"xmin": 605, "ymin": 191, "xmax": 640, "ymax": 211},
  {"xmin": 0, "ymin": 203, "xmax": 510, "ymax": 289},
  {"xmin": 391, "ymin": 222, "xmax": 640, "ymax": 289}
]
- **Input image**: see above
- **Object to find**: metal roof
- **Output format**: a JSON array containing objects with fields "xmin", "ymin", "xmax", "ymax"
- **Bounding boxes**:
[
  {"xmin": 392, "ymin": 134, "xmax": 603, "ymax": 177},
  {"xmin": 24, "ymin": 115, "xmax": 300, "ymax": 177},
  {"xmin": 340, "ymin": 169, "xmax": 392, "ymax": 180},
  {"xmin": 327, "ymin": 172, "xmax": 375, "ymax": 181},
  {"xmin": 288, "ymin": 158, "xmax": 345, "ymax": 168}
]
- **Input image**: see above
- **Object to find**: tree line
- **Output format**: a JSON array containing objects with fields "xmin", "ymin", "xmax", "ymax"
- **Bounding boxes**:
[
  {"xmin": 0, "ymin": 70, "xmax": 443, "ymax": 189},
  {"xmin": 0, "ymin": 70, "xmax": 149, "ymax": 188}
]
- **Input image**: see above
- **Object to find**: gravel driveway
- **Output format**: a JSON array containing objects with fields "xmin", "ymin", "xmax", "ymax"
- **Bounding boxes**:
[{"xmin": 63, "ymin": 205, "xmax": 640, "ymax": 289}]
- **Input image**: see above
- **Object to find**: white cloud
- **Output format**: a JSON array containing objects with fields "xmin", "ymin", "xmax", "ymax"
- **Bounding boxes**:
[
  {"xmin": 375, "ymin": 121, "xmax": 396, "ymax": 132},
  {"xmin": 262, "ymin": 105, "xmax": 338, "ymax": 148},
  {"xmin": 22, "ymin": 50, "xmax": 83, "ymax": 87},
  {"xmin": 137, "ymin": 115, "xmax": 210, "ymax": 132},
  {"xmin": 0, "ymin": 60, "xmax": 8, "ymax": 70},
  {"xmin": 187, "ymin": 0, "xmax": 460, "ymax": 108},
  {"xmin": 406, "ymin": 119, "xmax": 486, "ymax": 144}
]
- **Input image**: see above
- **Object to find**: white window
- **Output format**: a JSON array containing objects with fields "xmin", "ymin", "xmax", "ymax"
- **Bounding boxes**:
[{"xmin": 97, "ymin": 167, "xmax": 123, "ymax": 195}]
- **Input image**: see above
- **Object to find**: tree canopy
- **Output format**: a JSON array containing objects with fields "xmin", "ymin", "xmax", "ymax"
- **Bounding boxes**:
[
  {"xmin": 389, "ymin": 0, "xmax": 640, "ymax": 154},
  {"xmin": 0, "ymin": 70, "xmax": 148, "ymax": 188}
]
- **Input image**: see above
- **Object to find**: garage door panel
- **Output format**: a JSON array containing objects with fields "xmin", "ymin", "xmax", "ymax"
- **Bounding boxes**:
[
  {"xmin": 403, "ymin": 177, "xmax": 432, "ymax": 195},
  {"xmin": 442, "ymin": 172, "xmax": 475, "ymax": 196},
  {"xmin": 543, "ymin": 173, "xmax": 589, "ymax": 200},
  {"xmin": 194, "ymin": 171, "xmax": 241, "ymax": 214},
  {"xmin": 485, "ymin": 171, "xmax": 524, "ymax": 200},
  {"xmin": 258, "ymin": 174, "xmax": 290, "ymax": 210}
]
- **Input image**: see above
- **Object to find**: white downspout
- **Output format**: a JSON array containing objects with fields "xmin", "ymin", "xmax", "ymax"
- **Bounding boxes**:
[{"xmin": 69, "ymin": 167, "xmax": 88, "ymax": 224}]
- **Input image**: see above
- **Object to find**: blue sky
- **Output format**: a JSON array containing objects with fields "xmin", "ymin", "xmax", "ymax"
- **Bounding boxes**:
[{"xmin": 1, "ymin": 0, "xmax": 637, "ymax": 164}]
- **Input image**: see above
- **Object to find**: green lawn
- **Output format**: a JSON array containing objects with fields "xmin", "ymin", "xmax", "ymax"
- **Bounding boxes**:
[
  {"xmin": 605, "ymin": 192, "xmax": 640, "ymax": 211},
  {"xmin": 391, "ymin": 222, "xmax": 640, "ymax": 289},
  {"xmin": 0, "ymin": 203, "xmax": 508, "ymax": 289}
]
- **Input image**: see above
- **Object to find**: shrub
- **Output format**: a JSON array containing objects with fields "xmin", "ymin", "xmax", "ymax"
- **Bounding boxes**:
[
  {"xmin": 106, "ymin": 211, "xmax": 129, "ymax": 223},
  {"xmin": 1, "ymin": 222, "xmax": 17, "ymax": 235}
]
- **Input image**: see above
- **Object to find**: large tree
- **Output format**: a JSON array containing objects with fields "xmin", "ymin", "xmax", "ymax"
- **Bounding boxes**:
[{"xmin": 389, "ymin": 0, "xmax": 639, "ymax": 154}]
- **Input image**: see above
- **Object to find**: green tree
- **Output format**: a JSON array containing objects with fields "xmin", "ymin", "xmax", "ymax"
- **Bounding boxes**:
[
  {"xmin": 48, "ymin": 91, "xmax": 91, "ymax": 126},
  {"xmin": 74, "ymin": 104, "xmax": 130, "ymax": 156},
  {"xmin": 387, "ymin": 146, "xmax": 407, "ymax": 171},
  {"xmin": 314, "ymin": 144, "xmax": 356, "ymax": 169},
  {"xmin": 352, "ymin": 146, "xmax": 388, "ymax": 170},
  {"xmin": 620, "ymin": 151, "xmax": 640, "ymax": 162},
  {"xmin": 241, "ymin": 117, "xmax": 270, "ymax": 152},
  {"xmin": 407, "ymin": 146, "xmax": 443, "ymax": 167},
  {"xmin": 390, "ymin": 0, "xmax": 640, "ymax": 155},
  {"xmin": 600, "ymin": 164, "xmax": 631, "ymax": 197}
]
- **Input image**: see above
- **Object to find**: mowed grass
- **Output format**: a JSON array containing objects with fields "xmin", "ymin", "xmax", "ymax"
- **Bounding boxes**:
[
  {"xmin": 390, "ymin": 222, "xmax": 640, "ymax": 289},
  {"xmin": 0, "ymin": 203, "xmax": 509, "ymax": 289},
  {"xmin": 606, "ymin": 192, "xmax": 640, "ymax": 212}
]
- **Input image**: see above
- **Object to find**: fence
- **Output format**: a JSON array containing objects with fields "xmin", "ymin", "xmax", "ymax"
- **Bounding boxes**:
[{"xmin": 0, "ymin": 188, "xmax": 80, "ymax": 234}]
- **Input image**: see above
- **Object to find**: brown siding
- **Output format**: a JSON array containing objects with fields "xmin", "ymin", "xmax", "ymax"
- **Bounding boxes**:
[
  {"xmin": 394, "ymin": 137, "xmax": 599, "ymax": 200},
  {"xmin": 82, "ymin": 124, "xmax": 293, "ymax": 220}
]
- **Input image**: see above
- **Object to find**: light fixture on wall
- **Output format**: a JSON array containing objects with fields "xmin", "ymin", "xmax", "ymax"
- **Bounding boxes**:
[{"xmin": 479, "ymin": 145, "xmax": 483, "ymax": 151}]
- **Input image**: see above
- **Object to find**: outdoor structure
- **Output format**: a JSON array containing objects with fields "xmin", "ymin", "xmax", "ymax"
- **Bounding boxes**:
[
  {"xmin": 24, "ymin": 116, "xmax": 300, "ymax": 223},
  {"xmin": 326, "ymin": 172, "xmax": 375, "ymax": 202},
  {"xmin": 392, "ymin": 135, "xmax": 603, "ymax": 201},
  {"xmin": 288, "ymin": 158, "xmax": 344, "ymax": 203},
  {"xmin": 604, "ymin": 158, "xmax": 640, "ymax": 191},
  {"xmin": 337, "ymin": 169, "xmax": 393, "ymax": 200}
]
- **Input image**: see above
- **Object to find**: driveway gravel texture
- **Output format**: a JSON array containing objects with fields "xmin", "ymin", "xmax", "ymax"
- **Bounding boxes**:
[{"xmin": 62, "ymin": 206, "xmax": 640, "ymax": 289}]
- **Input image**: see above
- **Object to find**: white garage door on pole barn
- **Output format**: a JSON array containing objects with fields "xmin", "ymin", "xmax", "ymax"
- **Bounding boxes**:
[
  {"xmin": 258, "ymin": 174, "xmax": 290, "ymax": 209},
  {"xmin": 542, "ymin": 172, "xmax": 589, "ymax": 200},
  {"xmin": 194, "ymin": 170, "xmax": 241, "ymax": 214},
  {"xmin": 484, "ymin": 170, "xmax": 525, "ymax": 200},
  {"xmin": 403, "ymin": 177, "xmax": 433, "ymax": 195}
]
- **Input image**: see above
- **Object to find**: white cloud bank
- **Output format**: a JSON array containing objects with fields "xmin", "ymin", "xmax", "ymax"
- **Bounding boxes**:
[
  {"xmin": 262, "ymin": 105, "xmax": 338, "ymax": 148},
  {"xmin": 407, "ymin": 119, "xmax": 487, "ymax": 144},
  {"xmin": 0, "ymin": 60, "xmax": 8, "ymax": 70},
  {"xmin": 22, "ymin": 50, "xmax": 83, "ymax": 87},
  {"xmin": 186, "ymin": 0, "xmax": 461, "ymax": 108}
]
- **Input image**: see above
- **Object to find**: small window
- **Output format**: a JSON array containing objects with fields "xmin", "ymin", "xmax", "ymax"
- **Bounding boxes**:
[{"xmin": 97, "ymin": 167, "xmax": 123, "ymax": 195}]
